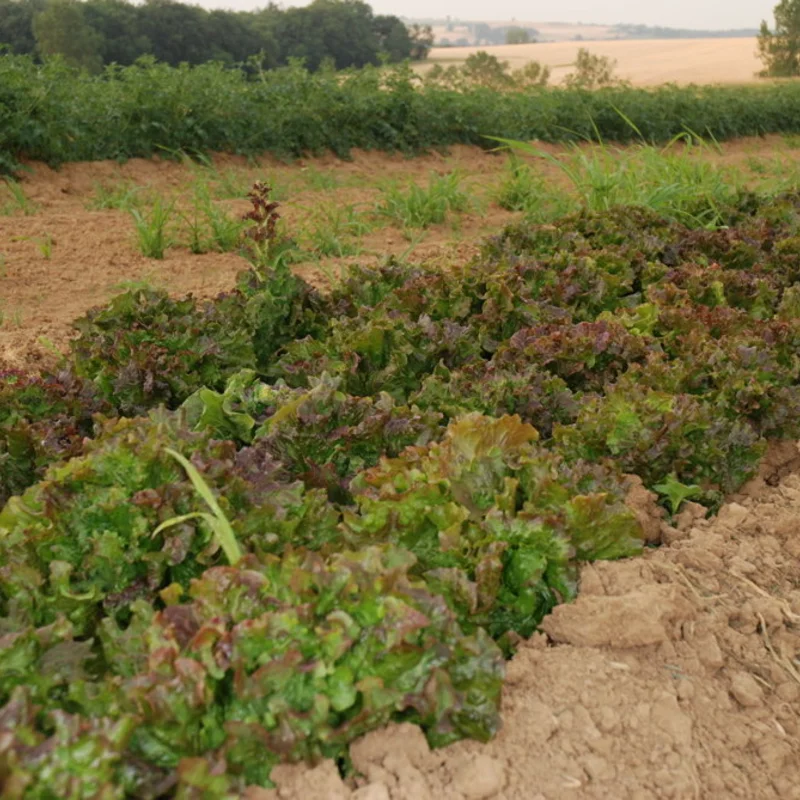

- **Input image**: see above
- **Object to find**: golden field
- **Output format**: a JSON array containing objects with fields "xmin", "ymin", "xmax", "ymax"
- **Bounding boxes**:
[{"xmin": 419, "ymin": 37, "xmax": 763, "ymax": 86}]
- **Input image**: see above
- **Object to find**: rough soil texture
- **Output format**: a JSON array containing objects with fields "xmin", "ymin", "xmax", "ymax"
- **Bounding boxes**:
[
  {"xmin": 422, "ymin": 38, "xmax": 763, "ymax": 87},
  {"xmin": 0, "ymin": 145, "xmax": 513, "ymax": 368},
  {"xmin": 249, "ymin": 442, "xmax": 800, "ymax": 800}
]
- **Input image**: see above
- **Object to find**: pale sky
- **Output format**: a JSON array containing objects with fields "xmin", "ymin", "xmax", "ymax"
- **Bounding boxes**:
[{"xmin": 189, "ymin": 0, "xmax": 776, "ymax": 32}]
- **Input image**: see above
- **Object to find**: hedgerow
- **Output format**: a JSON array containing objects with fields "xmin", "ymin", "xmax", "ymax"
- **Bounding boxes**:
[{"xmin": 5, "ymin": 55, "xmax": 800, "ymax": 173}]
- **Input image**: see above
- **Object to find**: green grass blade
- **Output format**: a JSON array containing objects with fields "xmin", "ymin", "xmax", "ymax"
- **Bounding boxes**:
[{"xmin": 164, "ymin": 447, "xmax": 243, "ymax": 564}]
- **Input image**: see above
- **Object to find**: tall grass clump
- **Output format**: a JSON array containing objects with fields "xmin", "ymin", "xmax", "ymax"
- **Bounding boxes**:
[
  {"xmin": 130, "ymin": 196, "xmax": 175, "ymax": 259},
  {"xmin": 181, "ymin": 182, "xmax": 247, "ymax": 254},
  {"xmin": 86, "ymin": 181, "xmax": 143, "ymax": 211},
  {"xmin": 1, "ymin": 178, "xmax": 37, "ymax": 215},
  {"xmin": 490, "ymin": 133, "xmax": 743, "ymax": 227},
  {"xmin": 378, "ymin": 172, "xmax": 472, "ymax": 229},
  {"xmin": 304, "ymin": 202, "xmax": 373, "ymax": 256}
]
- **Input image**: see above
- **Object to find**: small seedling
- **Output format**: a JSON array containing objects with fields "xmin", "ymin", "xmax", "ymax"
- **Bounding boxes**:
[
  {"xmin": 1, "ymin": 179, "xmax": 37, "ymax": 216},
  {"xmin": 304, "ymin": 203, "xmax": 373, "ymax": 257},
  {"xmin": 86, "ymin": 181, "xmax": 142, "ymax": 211},
  {"xmin": 301, "ymin": 167, "xmax": 340, "ymax": 191},
  {"xmin": 37, "ymin": 234, "xmax": 53, "ymax": 260},
  {"xmin": 180, "ymin": 182, "xmax": 247, "ymax": 253}
]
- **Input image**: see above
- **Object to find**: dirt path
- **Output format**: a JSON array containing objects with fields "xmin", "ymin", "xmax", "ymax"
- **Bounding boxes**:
[{"xmin": 252, "ymin": 443, "xmax": 800, "ymax": 800}]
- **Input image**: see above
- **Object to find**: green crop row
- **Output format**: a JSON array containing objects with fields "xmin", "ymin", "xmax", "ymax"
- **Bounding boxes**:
[
  {"xmin": 3, "ymin": 185, "xmax": 800, "ymax": 793},
  {"xmin": 4, "ymin": 54, "xmax": 800, "ymax": 174}
]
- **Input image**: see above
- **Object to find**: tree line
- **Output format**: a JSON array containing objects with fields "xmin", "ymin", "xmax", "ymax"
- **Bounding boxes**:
[{"xmin": 0, "ymin": 0, "xmax": 434, "ymax": 72}]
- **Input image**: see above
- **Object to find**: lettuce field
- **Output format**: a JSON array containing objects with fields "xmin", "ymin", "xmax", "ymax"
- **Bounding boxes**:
[{"xmin": 3, "ymin": 159, "xmax": 800, "ymax": 794}]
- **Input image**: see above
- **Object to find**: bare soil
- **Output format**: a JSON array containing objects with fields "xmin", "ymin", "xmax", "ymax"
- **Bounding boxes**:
[
  {"xmin": 250, "ymin": 442, "xmax": 800, "ymax": 800},
  {"xmin": 0, "ymin": 145, "xmax": 516, "ymax": 368}
]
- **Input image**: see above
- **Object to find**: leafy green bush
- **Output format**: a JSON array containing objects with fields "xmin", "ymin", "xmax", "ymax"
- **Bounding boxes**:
[
  {"xmin": 0, "ymin": 547, "xmax": 504, "ymax": 792},
  {"xmin": 69, "ymin": 288, "xmax": 256, "ymax": 415},
  {"xmin": 344, "ymin": 415, "xmax": 643, "ymax": 650},
  {"xmin": 184, "ymin": 370, "xmax": 443, "ymax": 501},
  {"xmin": 0, "ymin": 413, "xmax": 338, "ymax": 633},
  {"xmin": 0, "ymin": 370, "xmax": 108, "ymax": 506},
  {"xmin": 8, "ymin": 188, "xmax": 800, "ymax": 791},
  {"xmin": 8, "ymin": 55, "xmax": 800, "ymax": 174},
  {"xmin": 100, "ymin": 548, "xmax": 504, "ymax": 784},
  {"xmin": 554, "ymin": 378, "xmax": 766, "ymax": 509}
]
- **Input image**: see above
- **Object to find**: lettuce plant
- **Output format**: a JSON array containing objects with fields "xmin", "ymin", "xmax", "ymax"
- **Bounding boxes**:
[{"xmin": 344, "ymin": 414, "xmax": 643, "ymax": 649}]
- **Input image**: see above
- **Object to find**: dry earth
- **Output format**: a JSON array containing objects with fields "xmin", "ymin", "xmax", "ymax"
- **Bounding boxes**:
[
  {"xmin": 250, "ymin": 443, "xmax": 800, "ymax": 800},
  {"xmin": 422, "ymin": 38, "xmax": 763, "ymax": 86}
]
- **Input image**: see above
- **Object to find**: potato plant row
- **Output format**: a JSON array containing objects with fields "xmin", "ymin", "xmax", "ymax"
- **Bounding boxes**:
[{"xmin": 4, "ymin": 54, "xmax": 800, "ymax": 173}]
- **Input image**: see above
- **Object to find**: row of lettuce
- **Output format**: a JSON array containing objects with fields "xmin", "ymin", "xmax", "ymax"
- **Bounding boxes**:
[
  {"xmin": 5, "ymin": 55, "xmax": 800, "ymax": 173},
  {"xmin": 3, "ymin": 192, "xmax": 800, "ymax": 794}
]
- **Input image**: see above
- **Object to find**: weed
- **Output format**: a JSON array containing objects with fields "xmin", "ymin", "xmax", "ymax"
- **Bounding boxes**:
[
  {"xmin": 489, "ymin": 134, "xmax": 741, "ymax": 228},
  {"xmin": 86, "ymin": 181, "xmax": 143, "ymax": 211},
  {"xmin": 242, "ymin": 181, "xmax": 300, "ymax": 271},
  {"xmin": 130, "ymin": 196, "xmax": 175, "ymax": 259},
  {"xmin": 377, "ymin": 172, "xmax": 472, "ymax": 229},
  {"xmin": 155, "ymin": 448, "xmax": 243, "ymax": 565},
  {"xmin": 746, "ymin": 157, "xmax": 769, "ymax": 174},
  {"xmin": 493, "ymin": 157, "xmax": 573, "ymax": 220},
  {"xmin": 37, "ymin": 234, "xmax": 53, "ymax": 260},
  {"xmin": 304, "ymin": 203, "xmax": 373, "ymax": 257},
  {"xmin": 181, "ymin": 183, "xmax": 246, "ymax": 254},
  {"xmin": 209, "ymin": 169, "xmax": 254, "ymax": 200},
  {"xmin": 1, "ymin": 179, "xmax": 37, "ymax": 215},
  {"xmin": 301, "ymin": 167, "xmax": 340, "ymax": 191}
]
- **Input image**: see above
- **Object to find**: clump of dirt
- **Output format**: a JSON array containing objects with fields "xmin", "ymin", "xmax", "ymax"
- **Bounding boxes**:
[{"xmin": 251, "ymin": 442, "xmax": 800, "ymax": 800}]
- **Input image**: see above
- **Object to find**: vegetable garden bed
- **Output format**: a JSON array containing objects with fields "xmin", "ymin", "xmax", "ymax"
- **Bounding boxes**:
[{"xmin": 3, "ymin": 187, "xmax": 800, "ymax": 794}]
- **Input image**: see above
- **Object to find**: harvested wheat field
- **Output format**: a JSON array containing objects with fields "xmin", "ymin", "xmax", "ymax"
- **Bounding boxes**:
[{"xmin": 422, "ymin": 38, "xmax": 763, "ymax": 86}]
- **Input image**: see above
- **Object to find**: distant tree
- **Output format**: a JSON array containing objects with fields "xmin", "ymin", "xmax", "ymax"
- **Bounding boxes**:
[
  {"xmin": 564, "ymin": 48, "xmax": 622, "ymax": 89},
  {"xmin": 424, "ymin": 51, "xmax": 549, "ymax": 91},
  {"xmin": 275, "ymin": 0, "xmax": 381, "ymax": 70},
  {"xmin": 758, "ymin": 0, "xmax": 800, "ymax": 77},
  {"xmin": 461, "ymin": 51, "xmax": 513, "ymax": 89},
  {"xmin": 408, "ymin": 22, "xmax": 433, "ymax": 60},
  {"xmin": 472, "ymin": 22, "xmax": 491, "ymax": 45},
  {"xmin": 205, "ymin": 10, "xmax": 267, "ymax": 64},
  {"xmin": 512, "ymin": 59, "xmax": 550, "ymax": 87},
  {"xmin": 0, "ymin": 0, "xmax": 43, "ymax": 55},
  {"xmin": 506, "ymin": 26, "xmax": 530, "ymax": 45},
  {"xmin": 373, "ymin": 14, "xmax": 412, "ymax": 61},
  {"xmin": 135, "ymin": 0, "xmax": 210, "ymax": 65},
  {"xmin": 82, "ymin": 0, "xmax": 149, "ymax": 65},
  {"xmin": 33, "ymin": 0, "xmax": 103, "ymax": 71}
]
